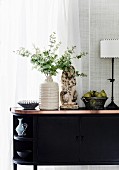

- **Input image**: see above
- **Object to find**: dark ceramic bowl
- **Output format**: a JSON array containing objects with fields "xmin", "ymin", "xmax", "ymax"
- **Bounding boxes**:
[
  {"xmin": 18, "ymin": 100, "xmax": 39, "ymax": 110},
  {"xmin": 81, "ymin": 97, "xmax": 108, "ymax": 110},
  {"xmin": 17, "ymin": 150, "xmax": 32, "ymax": 158}
]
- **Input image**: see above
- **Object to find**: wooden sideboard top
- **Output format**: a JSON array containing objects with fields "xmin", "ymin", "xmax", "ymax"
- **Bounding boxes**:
[{"xmin": 10, "ymin": 107, "xmax": 119, "ymax": 115}]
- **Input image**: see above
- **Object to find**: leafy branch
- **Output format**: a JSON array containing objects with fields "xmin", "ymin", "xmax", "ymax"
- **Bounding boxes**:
[
  {"xmin": 15, "ymin": 33, "xmax": 87, "ymax": 77},
  {"xmin": 57, "ymin": 46, "xmax": 88, "ymax": 77}
]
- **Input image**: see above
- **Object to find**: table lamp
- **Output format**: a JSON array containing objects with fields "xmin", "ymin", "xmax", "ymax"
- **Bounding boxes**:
[{"xmin": 100, "ymin": 39, "xmax": 119, "ymax": 109}]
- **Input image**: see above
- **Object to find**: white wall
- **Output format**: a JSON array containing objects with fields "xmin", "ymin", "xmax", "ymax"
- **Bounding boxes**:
[{"xmin": 79, "ymin": 0, "xmax": 119, "ymax": 107}]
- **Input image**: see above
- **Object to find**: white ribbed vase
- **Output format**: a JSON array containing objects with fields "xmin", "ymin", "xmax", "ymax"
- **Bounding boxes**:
[{"xmin": 39, "ymin": 76, "xmax": 59, "ymax": 110}]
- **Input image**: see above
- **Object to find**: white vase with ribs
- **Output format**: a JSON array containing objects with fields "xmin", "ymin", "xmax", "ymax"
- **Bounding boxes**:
[{"xmin": 39, "ymin": 76, "xmax": 59, "ymax": 110}]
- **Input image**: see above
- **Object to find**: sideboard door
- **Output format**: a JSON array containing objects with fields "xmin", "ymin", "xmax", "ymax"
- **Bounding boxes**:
[
  {"xmin": 80, "ymin": 116, "xmax": 119, "ymax": 163},
  {"xmin": 37, "ymin": 115, "xmax": 80, "ymax": 164}
]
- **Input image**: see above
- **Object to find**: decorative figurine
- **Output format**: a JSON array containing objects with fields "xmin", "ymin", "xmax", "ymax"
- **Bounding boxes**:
[{"xmin": 60, "ymin": 66, "xmax": 79, "ymax": 109}]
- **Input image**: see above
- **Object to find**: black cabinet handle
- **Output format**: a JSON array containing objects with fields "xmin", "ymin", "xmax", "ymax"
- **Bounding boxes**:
[
  {"xmin": 75, "ymin": 135, "xmax": 79, "ymax": 140},
  {"xmin": 80, "ymin": 135, "xmax": 84, "ymax": 142},
  {"xmin": 75, "ymin": 135, "xmax": 84, "ymax": 141}
]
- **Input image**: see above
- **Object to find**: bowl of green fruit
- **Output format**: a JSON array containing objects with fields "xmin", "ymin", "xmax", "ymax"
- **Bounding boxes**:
[{"xmin": 81, "ymin": 90, "xmax": 108, "ymax": 110}]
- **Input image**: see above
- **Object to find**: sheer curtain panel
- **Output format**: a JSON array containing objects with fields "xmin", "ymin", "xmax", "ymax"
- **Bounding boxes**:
[
  {"xmin": 0, "ymin": 0, "xmax": 57, "ymax": 170},
  {"xmin": 0, "ymin": 0, "xmax": 82, "ymax": 170}
]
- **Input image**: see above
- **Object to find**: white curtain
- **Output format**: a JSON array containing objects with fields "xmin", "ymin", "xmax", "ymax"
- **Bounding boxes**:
[{"xmin": 0, "ymin": 0, "xmax": 82, "ymax": 170}]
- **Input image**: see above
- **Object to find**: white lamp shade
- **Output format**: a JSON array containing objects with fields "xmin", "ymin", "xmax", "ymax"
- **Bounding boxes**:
[{"xmin": 100, "ymin": 39, "xmax": 119, "ymax": 58}]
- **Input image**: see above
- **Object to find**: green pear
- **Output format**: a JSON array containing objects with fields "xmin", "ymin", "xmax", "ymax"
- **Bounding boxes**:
[
  {"xmin": 90, "ymin": 90, "xmax": 97, "ymax": 97},
  {"xmin": 96, "ymin": 93, "xmax": 102, "ymax": 98},
  {"xmin": 94, "ymin": 91, "xmax": 99, "ymax": 97},
  {"xmin": 90, "ymin": 91, "xmax": 94, "ymax": 97},
  {"xmin": 100, "ymin": 90, "xmax": 107, "ymax": 97},
  {"xmin": 83, "ymin": 92, "xmax": 91, "ymax": 98}
]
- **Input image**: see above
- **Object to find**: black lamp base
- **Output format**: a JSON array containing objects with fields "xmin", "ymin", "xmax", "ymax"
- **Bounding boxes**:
[{"xmin": 106, "ymin": 101, "xmax": 119, "ymax": 110}]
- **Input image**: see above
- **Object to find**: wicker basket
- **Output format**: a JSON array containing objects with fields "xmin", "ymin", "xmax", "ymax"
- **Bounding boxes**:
[{"xmin": 81, "ymin": 97, "xmax": 108, "ymax": 110}]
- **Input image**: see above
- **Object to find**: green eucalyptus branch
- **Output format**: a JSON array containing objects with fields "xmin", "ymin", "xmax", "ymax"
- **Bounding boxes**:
[
  {"xmin": 57, "ymin": 46, "xmax": 88, "ymax": 77},
  {"xmin": 15, "ymin": 33, "xmax": 88, "ymax": 77}
]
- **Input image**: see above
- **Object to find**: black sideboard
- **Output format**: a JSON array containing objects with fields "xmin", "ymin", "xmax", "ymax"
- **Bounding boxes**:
[{"xmin": 10, "ymin": 108, "xmax": 119, "ymax": 170}]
